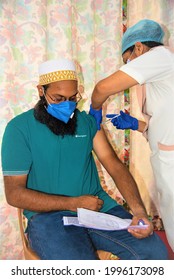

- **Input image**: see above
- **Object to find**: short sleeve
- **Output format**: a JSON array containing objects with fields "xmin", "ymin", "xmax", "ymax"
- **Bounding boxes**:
[
  {"xmin": 120, "ymin": 47, "xmax": 173, "ymax": 85},
  {"xmin": 1, "ymin": 121, "xmax": 32, "ymax": 176},
  {"xmin": 86, "ymin": 113, "xmax": 98, "ymax": 138}
]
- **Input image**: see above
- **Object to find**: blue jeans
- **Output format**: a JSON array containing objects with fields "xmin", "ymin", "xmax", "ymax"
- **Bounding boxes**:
[{"xmin": 27, "ymin": 206, "xmax": 168, "ymax": 260}]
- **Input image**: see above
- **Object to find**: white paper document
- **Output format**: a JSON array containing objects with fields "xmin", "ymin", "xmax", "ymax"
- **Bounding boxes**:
[{"xmin": 63, "ymin": 208, "xmax": 148, "ymax": 231}]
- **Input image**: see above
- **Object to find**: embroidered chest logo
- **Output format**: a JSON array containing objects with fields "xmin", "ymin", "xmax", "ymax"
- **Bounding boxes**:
[{"xmin": 75, "ymin": 135, "xmax": 87, "ymax": 138}]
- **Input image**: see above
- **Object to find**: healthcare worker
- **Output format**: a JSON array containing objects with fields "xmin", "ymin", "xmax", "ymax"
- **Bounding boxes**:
[{"xmin": 90, "ymin": 19, "xmax": 174, "ymax": 252}]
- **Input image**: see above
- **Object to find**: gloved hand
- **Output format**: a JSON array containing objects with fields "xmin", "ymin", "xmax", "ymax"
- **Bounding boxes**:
[
  {"xmin": 89, "ymin": 104, "xmax": 102, "ymax": 130},
  {"xmin": 106, "ymin": 110, "xmax": 138, "ymax": 130}
]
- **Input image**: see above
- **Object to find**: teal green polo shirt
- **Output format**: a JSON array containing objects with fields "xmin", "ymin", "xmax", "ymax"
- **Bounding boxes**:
[{"xmin": 1, "ymin": 109, "xmax": 117, "ymax": 219}]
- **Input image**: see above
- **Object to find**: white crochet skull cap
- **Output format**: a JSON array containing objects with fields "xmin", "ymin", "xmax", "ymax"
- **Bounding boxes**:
[{"xmin": 38, "ymin": 58, "xmax": 77, "ymax": 85}]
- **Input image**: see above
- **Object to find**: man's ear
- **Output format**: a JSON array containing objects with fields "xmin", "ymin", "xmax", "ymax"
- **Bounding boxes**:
[{"xmin": 37, "ymin": 85, "xmax": 44, "ymax": 97}]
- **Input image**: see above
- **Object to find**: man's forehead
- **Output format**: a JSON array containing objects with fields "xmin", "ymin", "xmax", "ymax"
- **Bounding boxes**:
[{"xmin": 48, "ymin": 80, "xmax": 78, "ymax": 89}]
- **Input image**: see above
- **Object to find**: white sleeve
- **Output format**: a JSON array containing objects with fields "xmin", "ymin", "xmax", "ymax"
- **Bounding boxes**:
[{"xmin": 120, "ymin": 47, "xmax": 173, "ymax": 85}]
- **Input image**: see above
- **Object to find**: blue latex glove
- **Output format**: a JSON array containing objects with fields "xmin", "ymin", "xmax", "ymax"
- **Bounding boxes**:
[
  {"xmin": 89, "ymin": 104, "xmax": 102, "ymax": 130},
  {"xmin": 106, "ymin": 110, "xmax": 138, "ymax": 130}
]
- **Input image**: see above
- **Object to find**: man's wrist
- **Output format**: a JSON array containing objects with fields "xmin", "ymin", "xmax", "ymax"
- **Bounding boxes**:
[{"xmin": 131, "ymin": 205, "xmax": 148, "ymax": 217}]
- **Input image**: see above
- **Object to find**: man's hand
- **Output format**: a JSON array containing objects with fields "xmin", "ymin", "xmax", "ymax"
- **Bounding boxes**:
[
  {"xmin": 128, "ymin": 215, "xmax": 154, "ymax": 239},
  {"xmin": 71, "ymin": 195, "xmax": 104, "ymax": 212},
  {"xmin": 89, "ymin": 104, "xmax": 102, "ymax": 130},
  {"xmin": 106, "ymin": 110, "xmax": 138, "ymax": 130}
]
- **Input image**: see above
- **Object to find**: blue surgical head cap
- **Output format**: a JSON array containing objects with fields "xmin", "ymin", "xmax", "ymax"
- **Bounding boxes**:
[{"xmin": 122, "ymin": 19, "xmax": 164, "ymax": 54}]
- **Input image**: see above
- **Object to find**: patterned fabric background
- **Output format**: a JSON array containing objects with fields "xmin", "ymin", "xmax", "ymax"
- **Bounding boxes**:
[{"xmin": 0, "ymin": 0, "xmax": 174, "ymax": 260}]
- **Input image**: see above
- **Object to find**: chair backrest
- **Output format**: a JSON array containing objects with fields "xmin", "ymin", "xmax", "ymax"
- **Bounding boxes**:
[
  {"xmin": 17, "ymin": 208, "xmax": 40, "ymax": 260},
  {"xmin": 17, "ymin": 208, "xmax": 118, "ymax": 260}
]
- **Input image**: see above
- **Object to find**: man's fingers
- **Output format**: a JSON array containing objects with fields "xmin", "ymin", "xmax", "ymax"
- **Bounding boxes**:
[{"xmin": 98, "ymin": 199, "xmax": 104, "ymax": 205}]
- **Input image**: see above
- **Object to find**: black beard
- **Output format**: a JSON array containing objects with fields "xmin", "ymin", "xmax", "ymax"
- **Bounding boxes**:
[{"xmin": 34, "ymin": 97, "xmax": 77, "ymax": 136}]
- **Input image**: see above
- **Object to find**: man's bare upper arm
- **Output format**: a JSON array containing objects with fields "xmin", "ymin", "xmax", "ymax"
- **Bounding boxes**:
[{"xmin": 93, "ymin": 128, "xmax": 120, "ymax": 169}]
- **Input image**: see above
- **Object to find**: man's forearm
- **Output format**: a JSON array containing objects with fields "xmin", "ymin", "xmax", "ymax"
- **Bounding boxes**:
[
  {"xmin": 113, "ymin": 162, "xmax": 147, "ymax": 216},
  {"xmin": 115, "ymin": 165, "xmax": 147, "ymax": 215},
  {"xmin": 4, "ymin": 175, "xmax": 104, "ymax": 213},
  {"xmin": 101, "ymin": 155, "xmax": 147, "ymax": 216},
  {"xmin": 6, "ymin": 185, "xmax": 76, "ymax": 212}
]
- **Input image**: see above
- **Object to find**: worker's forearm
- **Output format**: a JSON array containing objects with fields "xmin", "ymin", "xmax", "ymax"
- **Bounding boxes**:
[
  {"xmin": 91, "ymin": 71, "xmax": 138, "ymax": 110},
  {"xmin": 91, "ymin": 87, "xmax": 109, "ymax": 110},
  {"xmin": 91, "ymin": 89, "xmax": 106, "ymax": 110},
  {"xmin": 91, "ymin": 79, "xmax": 117, "ymax": 110}
]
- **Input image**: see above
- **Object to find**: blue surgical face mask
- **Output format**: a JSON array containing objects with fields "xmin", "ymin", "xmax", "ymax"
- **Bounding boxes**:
[
  {"xmin": 43, "ymin": 90, "xmax": 76, "ymax": 123},
  {"xmin": 46, "ymin": 101, "xmax": 76, "ymax": 123}
]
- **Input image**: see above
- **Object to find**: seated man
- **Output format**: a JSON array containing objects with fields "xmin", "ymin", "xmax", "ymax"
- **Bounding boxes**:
[{"xmin": 1, "ymin": 59, "xmax": 167, "ymax": 260}]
